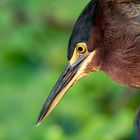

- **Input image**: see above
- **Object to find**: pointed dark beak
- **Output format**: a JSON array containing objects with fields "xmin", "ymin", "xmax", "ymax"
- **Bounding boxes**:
[{"xmin": 36, "ymin": 61, "xmax": 83, "ymax": 126}]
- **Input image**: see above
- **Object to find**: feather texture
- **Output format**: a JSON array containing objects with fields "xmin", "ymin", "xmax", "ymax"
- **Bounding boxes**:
[{"xmin": 99, "ymin": 0, "xmax": 140, "ymax": 88}]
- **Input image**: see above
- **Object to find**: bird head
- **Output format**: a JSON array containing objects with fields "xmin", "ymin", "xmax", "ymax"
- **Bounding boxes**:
[{"xmin": 36, "ymin": 0, "xmax": 99, "ymax": 125}]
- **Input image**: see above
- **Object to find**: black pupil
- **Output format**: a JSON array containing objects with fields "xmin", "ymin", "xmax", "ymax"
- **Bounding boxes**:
[{"xmin": 78, "ymin": 46, "xmax": 83, "ymax": 52}]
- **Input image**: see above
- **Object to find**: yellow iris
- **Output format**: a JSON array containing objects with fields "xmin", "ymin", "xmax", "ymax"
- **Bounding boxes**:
[
  {"xmin": 76, "ymin": 43, "xmax": 86, "ymax": 54},
  {"xmin": 70, "ymin": 43, "xmax": 87, "ymax": 65}
]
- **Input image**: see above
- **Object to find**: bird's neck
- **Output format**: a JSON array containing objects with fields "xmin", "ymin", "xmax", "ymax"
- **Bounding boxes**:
[{"xmin": 96, "ymin": 0, "xmax": 140, "ymax": 88}]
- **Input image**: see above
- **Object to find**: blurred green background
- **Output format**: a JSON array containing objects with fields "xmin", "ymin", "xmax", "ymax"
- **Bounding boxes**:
[{"xmin": 0, "ymin": 0, "xmax": 139, "ymax": 140}]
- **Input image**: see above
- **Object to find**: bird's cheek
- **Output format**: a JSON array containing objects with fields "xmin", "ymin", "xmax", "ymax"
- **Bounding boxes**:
[{"xmin": 77, "ymin": 51, "xmax": 97, "ymax": 74}]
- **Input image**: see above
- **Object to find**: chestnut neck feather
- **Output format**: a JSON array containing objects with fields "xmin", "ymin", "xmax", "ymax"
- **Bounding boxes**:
[{"xmin": 89, "ymin": 0, "xmax": 140, "ymax": 88}]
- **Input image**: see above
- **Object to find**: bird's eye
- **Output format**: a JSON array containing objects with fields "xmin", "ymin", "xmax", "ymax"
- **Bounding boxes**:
[{"xmin": 76, "ymin": 43, "xmax": 86, "ymax": 54}]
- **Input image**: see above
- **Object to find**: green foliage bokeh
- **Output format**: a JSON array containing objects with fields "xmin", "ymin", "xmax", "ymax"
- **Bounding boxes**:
[{"xmin": 0, "ymin": 0, "xmax": 139, "ymax": 140}]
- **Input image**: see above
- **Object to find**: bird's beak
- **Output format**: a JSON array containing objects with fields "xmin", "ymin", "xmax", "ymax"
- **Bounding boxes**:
[
  {"xmin": 36, "ymin": 60, "xmax": 84, "ymax": 126},
  {"xmin": 36, "ymin": 51, "xmax": 96, "ymax": 126}
]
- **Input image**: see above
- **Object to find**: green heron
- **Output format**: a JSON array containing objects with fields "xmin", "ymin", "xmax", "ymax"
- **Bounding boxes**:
[{"xmin": 37, "ymin": 0, "xmax": 140, "ymax": 137}]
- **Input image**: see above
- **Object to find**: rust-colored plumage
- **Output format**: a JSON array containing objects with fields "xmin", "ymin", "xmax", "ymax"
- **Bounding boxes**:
[{"xmin": 87, "ymin": 0, "xmax": 140, "ymax": 88}]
